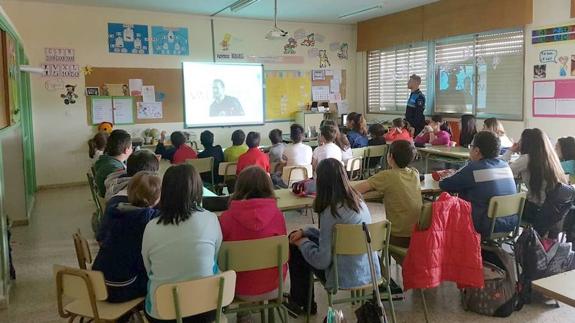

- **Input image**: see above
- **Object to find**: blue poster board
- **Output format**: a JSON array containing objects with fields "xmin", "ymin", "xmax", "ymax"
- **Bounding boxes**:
[
  {"xmin": 108, "ymin": 23, "xmax": 149, "ymax": 54},
  {"xmin": 151, "ymin": 26, "xmax": 189, "ymax": 56}
]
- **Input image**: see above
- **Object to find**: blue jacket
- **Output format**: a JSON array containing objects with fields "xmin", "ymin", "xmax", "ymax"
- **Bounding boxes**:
[
  {"xmin": 92, "ymin": 197, "xmax": 159, "ymax": 300},
  {"xmin": 299, "ymin": 201, "xmax": 380, "ymax": 291},
  {"xmin": 439, "ymin": 158, "xmax": 517, "ymax": 238},
  {"xmin": 347, "ymin": 131, "xmax": 368, "ymax": 149}
]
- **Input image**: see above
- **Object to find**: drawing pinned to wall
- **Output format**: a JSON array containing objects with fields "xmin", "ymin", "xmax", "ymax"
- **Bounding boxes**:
[
  {"xmin": 220, "ymin": 33, "xmax": 231, "ymax": 51},
  {"xmin": 108, "ymin": 23, "xmax": 149, "ymax": 54},
  {"xmin": 337, "ymin": 43, "xmax": 348, "ymax": 60},
  {"xmin": 319, "ymin": 50, "xmax": 331, "ymax": 68},
  {"xmin": 60, "ymin": 84, "xmax": 78, "ymax": 104},
  {"xmin": 539, "ymin": 49, "xmax": 558, "ymax": 63},
  {"xmin": 137, "ymin": 102, "xmax": 163, "ymax": 119},
  {"xmin": 312, "ymin": 70, "xmax": 325, "ymax": 80},
  {"xmin": 151, "ymin": 26, "xmax": 189, "ymax": 56},
  {"xmin": 307, "ymin": 48, "xmax": 319, "ymax": 58},
  {"xmin": 559, "ymin": 56, "xmax": 569, "ymax": 76},
  {"xmin": 534, "ymin": 64, "xmax": 547, "ymax": 79},
  {"xmin": 283, "ymin": 37, "xmax": 297, "ymax": 55},
  {"xmin": 83, "ymin": 66, "xmax": 93, "ymax": 76},
  {"xmin": 301, "ymin": 33, "xmax": 315, "ymax": 47}
]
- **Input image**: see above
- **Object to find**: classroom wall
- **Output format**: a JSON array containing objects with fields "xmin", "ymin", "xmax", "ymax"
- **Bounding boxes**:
[
  {"xmin": 363, "ymin": 0, "xmax": 575, "ymax": 142},
  {"xmin": 0, "ymin": 1, "xmax": 357, "ymax": 186}
]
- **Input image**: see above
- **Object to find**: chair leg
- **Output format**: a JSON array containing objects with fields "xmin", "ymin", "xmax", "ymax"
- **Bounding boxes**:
[
  {"xmin": 386, "ymin": 284, "xmax": 397, "ymax": 323},
  {"xmin": 420, "ymin": 289, "xmax": 430, "ymax": 323},
  {"xmin": 268, "ymin": 307, "xmax": 275, "ymax": 323},
  {"xmin": 260, "ymin": 308, "xmax": 267, "ymax": 323},
  {"xmin": 306, "ymin": 274, "xmax": 314, "ymax": 323}
]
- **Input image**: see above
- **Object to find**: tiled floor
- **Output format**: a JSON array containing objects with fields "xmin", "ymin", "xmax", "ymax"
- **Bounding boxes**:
[{"xmin": 2, "ymin": 185, "xmax": 575, "ymax": 322}]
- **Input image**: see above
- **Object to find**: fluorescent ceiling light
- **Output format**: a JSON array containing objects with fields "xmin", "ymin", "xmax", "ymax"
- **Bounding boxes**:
[
  {"xmin": 338, "ymin": 5, "xmax": 383, "ymax": 19},
  {"xmin": 230, "ymin": 0, "xmax": 260, "ymax": 12}
]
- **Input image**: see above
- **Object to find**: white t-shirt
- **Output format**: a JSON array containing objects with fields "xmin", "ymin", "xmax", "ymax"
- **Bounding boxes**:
[
  {"xmin": 283, "ymin": 143, "xmax": 313, "ymax": 166},
  {"xmin": 313, "ymin": 142, "xmax": 343, "ymax": 165},
  {"xmin": 342, "ymin": 147, "xmax": 353, "ymax": 162},
  {"xmin": 499, "ymin": 135, "xmax": 513, "ymax": 149}
]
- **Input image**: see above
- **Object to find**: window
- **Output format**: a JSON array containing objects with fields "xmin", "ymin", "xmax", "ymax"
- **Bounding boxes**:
[
  {"xmin": 434, "ymin": 30, "xmax": 524, "ymax": 119},
  {"xmin": 367, "ymin": 29, "xmax": 524, "ymax": 120},
  {"xmin": 367, "ymin": 44, "xmax": 428, "ymax": 113}
]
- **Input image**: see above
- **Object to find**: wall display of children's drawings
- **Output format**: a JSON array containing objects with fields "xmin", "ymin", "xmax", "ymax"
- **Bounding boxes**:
[
  {"xmin": 311, "ymin": 69, "xmax": 346, "ymax": 103},
  {"xmin": 265, "ymin": 70, "xmax": 311, "ymax": 121},
  {"xmin": 283, "ymin": 37, "xmax": 298, "ymax": 55},
  {"xmin": 151, "ymin": 26, "xmax": 189, "ymax": 56},
  {"xmin": 108, "ymin": 23, "xmax": 149, "ymax": 54},
  {"xmin": 319, "ymin": 50, "xmax": 331, "ymax": 68},
  {"xmin": 90, "ymin": 96, "xmax": 135, "ymax": 124},
  {"xmin": 534, "ymin": 64, "xmax": 547, "ymax": 78},
  {"xmin": 137, "ymin": 102, "xmax": 163, "ymax": 119}
]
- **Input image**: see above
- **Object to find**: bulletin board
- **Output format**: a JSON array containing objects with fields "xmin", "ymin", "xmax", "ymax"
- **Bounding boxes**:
[
  {"xmin": 85, "ymin": 67, "xmax": 183, "ymax": 125},
  {"xmin": 533, "ymin": 79, "xmax": 575, "ymax": 117},
  {"xmin": 265, "ymin": 70, "xmax": 311, "ymax": 121},
  {"xmin": 311, "ymin": 69, "xmax": 347, "ymax": 101}
]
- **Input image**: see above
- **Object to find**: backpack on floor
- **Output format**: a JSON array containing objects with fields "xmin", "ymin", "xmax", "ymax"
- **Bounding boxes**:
[{"xmin": 461, "ymin": 246, "xmax": 518, "ymax": 317}]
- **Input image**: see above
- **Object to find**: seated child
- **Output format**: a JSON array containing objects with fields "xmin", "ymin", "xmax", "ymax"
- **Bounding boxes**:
[
  {"xmin": 268, "ymin": 129, "xmax": 287, "ymax": 163},
  {"xmin": 224, "ymin": 129, "xmax": 249, "ymax": 162},
  {"xmin": 92, "ymin": 171, "xmax": 161, "ymax": 302},
  {"xmin": 104, "ymin": 149, "xmax": 159, "ymax": 202},
  {"xmin": 346, "ymin": 112, "xmax": 369, "ymax": 148},
  {"xmin": 414, "ymin": 115, "xmax": 451, "ymax": 146},
  {"xmin": 356, "ymin": 140, "xmax": 421, "ymax": 247},
  {"xmin": 384, "ymin": 118, "xmax": 413, "ymax": 143},
  {"xmin": 88, "ymin": 131, "xmax": 109, "ymax": 165},
  {"xmin": 556, "ymin": 136, "xmax": 575, "ymax": 175},
  {"xmin": 283, "ymin": 124, "xmax": 313, "ymax": 167},
  {"xmin": 368, "ymin": 123, "xmax": 387, "ymax": 146},
  {"xmin": 439, "ymin": 131, "xmax": 517, "ymax": 238},
  {"xmin": 198, "ymin": 130, "xmax": 224, "ymax": 184},
  {"xmin": 94, "ymin": 129, "xmax": 133, "ymax": 197},
  {"xmin": 155, "ymin": 131, "xmax": 197, "ymax": 164},
  {"xmin": 219, "ymin": 166, "xmax": 287, "ymax": 303},
  {"xmin": 236, "ymin": 132, "xmax": 270, "ymax": 174},
  {"xmin": 312, "ymin": 125, "xmax": 342, "ymax": 171}
]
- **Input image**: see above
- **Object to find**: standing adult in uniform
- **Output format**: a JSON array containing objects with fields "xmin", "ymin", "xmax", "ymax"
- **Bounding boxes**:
[{"xmin": 405, "ymin": 74, "xmax": 426, "ymax": 136}]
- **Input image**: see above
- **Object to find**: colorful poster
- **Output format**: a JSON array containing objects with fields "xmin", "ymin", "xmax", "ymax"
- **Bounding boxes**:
[
  {"xmin": 108, "ymin": 23, "xmax": 149, "ymax": 54},
  {"xmin": 265, "ymin": 71, "xmax": 311, "ymax": 121},
  {"xmin": 151, "ymin": 26, "xmax": 189, "ymax": 56},
  {"xmin": 137, "ymin": 102, "xmax": 163, "ymax": 119}
]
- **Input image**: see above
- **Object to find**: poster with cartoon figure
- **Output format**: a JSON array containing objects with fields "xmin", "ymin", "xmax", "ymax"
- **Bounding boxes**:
[
  {"xmin": 283, "ymin": 37, "xmax": 297, "ymax": 55},
  {"xmin": 151, "ymin": 26, "xmax": 189, "ymax": 56},
  {"xmin": 319, "ymin": 50, "xmax": 331, "ymax": 68},
  {"xmin": 108, "ymin": 23, "xmax": 149, "ymax": 54},
  {"xmin": 301, "ymin": 33, "xmax": 315, "ymax": 47},
  {"xmin": 337, "ymin": 43, "xmax": 348, "ymax": 60},
  {"xmin": 220, "ymin": 33, "xmax": 232, "ymax": 51}
]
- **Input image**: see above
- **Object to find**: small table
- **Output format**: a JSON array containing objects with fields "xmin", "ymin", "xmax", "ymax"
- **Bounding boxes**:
[
  {"xmin": 417, "ymin": 146, "xmax": 470, "ymax": 172},
  {"xmin": 532, "ymin": 270, "xmax": 575, "ymax": 307}
]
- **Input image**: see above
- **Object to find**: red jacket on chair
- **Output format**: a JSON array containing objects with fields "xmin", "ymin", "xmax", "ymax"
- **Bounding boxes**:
[{"xmin": 402, "ymin": 192, "xmax": 483, "ymax": 290}]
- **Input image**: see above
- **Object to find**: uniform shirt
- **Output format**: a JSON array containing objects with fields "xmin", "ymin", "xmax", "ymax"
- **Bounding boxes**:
[
  {"xmin": 224, "ymin": 144, "xmax": 249, "ymax": 162},
  {"xmin": 209, "ymin": 96, "xmax": 244, "ymax": 117},
  {"xmin": 405, "ymin": 89, "xmax": 426, "ymax": 135},
  {"xmin": 236, "ymin": 148, "xmax": 270, "ymax": 174},
  {"xmin": 283, "ymin": 143, "xmax": 313, "ymax": 166},
  {"xmin": 439, "ymin": 158, "xmax": 517, "ymax": 238},
  {"xmin": 367, "ymin": 167, "xmax": 422, "ymax": 237}
]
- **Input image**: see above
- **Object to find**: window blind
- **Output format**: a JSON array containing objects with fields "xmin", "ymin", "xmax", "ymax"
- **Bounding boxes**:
[{"xmin": 367, "ymin": 45, "xmax": 428, "ymax": 113}]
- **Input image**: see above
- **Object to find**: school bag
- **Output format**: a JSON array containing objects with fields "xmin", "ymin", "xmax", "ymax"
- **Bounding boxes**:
[
  {"xmin": 461, "ymin": 245, "xmax": 518, "ymax": 317},
  {"xmin": 291, "ymin": 178, "xmax": 316, "ymax": 197},
  {"xmin": 515, "ymin": 226, "xmax": 575, "ymax": 305}
]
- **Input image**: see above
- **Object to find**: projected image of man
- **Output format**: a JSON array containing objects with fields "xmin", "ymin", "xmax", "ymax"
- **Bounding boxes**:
[{"xmin": 209, "ymin": 79, "xmax": 245, "ymax": 117}]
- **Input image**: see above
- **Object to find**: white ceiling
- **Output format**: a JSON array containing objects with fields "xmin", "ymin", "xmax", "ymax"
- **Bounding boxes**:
[{"xmin": 15, "ymin": 0, "xmax": 438, "ymax": 23}]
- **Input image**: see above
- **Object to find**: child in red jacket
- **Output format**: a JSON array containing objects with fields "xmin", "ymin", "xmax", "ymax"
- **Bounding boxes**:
[
  {"xmin": 219, "ymin": 165, "xmax": 287, "ymax": 319},
  {"xmin": 384, "ymin": 118, "xmax": 413, "ymax": 143}
]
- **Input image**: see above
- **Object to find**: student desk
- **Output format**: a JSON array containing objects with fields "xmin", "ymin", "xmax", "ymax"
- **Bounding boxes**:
[
  {"xmin": 158, "ymin": 159, "xmax": 217, "ymax": 197},
  {"xmin": 532, "ymin": 270, "xmax": 575, "ymax": 307},
  {"xmin": 273, "ymin": 174, "xmax": 442, "ymax": 211},
  {"xmin": 417, "ymin": 146, "xmax": 470, "ymax": 172}
]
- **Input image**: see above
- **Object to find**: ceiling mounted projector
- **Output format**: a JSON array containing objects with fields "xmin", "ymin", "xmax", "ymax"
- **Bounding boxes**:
[{"xmin": 265, "ymin": 0, "xmax": 287, "ymax": 40}]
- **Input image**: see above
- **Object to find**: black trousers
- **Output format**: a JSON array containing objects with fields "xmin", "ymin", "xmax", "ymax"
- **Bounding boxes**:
[
  {"xmin": 145, "ymin": 310, "xmax": 216, "ymax": 323},
  {"xmin": 288, "ymin": 236, "xmax": 325, "ymax": 308}
]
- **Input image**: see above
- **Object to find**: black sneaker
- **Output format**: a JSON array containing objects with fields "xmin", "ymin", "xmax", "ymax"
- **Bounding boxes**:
[
  {"xmin": 282, "ymin": 300, "xmax": 318, "ymax": 318},
  {"xmin": 379, "ymin": 278, "xmax": 404, "ymax": 301}
]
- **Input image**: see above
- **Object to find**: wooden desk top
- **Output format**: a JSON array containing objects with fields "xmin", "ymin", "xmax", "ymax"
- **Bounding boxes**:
[
  {"xmin": 417, "ymin": 146, "xmax": 470, "ymax": 159},
  {"xmin": 532, "ymin": 270, "xmax": 575, "ymax": 307}
]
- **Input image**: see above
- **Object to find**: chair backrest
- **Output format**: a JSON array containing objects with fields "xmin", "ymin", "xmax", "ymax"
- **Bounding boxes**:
[
  {"xmin": 54, "ymin": 265, "xmax": 108, "ymax": 319},
  {"xmin": 487, "ymin": 192, "xmax": 527, "ymax": 239},
  {"xmin": 73, "ymin": 230, "xmax": 92, "ymax": 269},
  {"xmin": 365, "ymin": 145, "xmax": 388, "ymax": 159},
  {"xmin": 186, "ymin": 157, "xmax": 213, "ymax": 174},
  {"xmin": 345, "ymin": 157, "xmax": 363, "ymax": 172},
  {"xmin": 281, "ymin": 165, "xmax": 311, "ymax": 186},
  {"xmin": 218, "ymin": 235, "xmax": 289, "ymax": 272},
  {"xmin": 351, "ymin": 147, "xmax": 368, "ymax": 158},
  {"xmin": 418, "ymin": 203, "xmax": 433, "ymax": 231},
  {"xmin": 154, "ymin": 271, "xmax": 236, "ymax": 321},
  {"xmin": 333, "ymin": 220, "xmax": 391, "ymax": 255},
  {"xmin": 86, "ymin": 173, "xmax": 104, "ymax": 215},
  {"xmin": 218, "ymin": 162, "xmax": 237, "ymax": 176}
]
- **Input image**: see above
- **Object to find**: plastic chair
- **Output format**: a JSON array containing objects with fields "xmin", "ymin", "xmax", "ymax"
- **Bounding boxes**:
[
  {"xmin": 388, "ymin": 203, "xmax": 433, "ymax": 323},
  {"xmin": 73, "ymin": 230, "xmax": 93, "ymax": 270},
  {"xmin": 281, "ymin": 165, "xmax": 311, "ymax": 187},
  {"xmin": 54, "ymin": 265, "xmax": 144, "ymax": 323},
  {"xmin": 187, "ymin": 157, "xmax": 215, "ymax": 189},
  {"xmin": 217, "ymin": 162, "xmax": 238, "ymax": 194},
  {"xmin": 218, "ymin": 236, "xmax": 289, "ymax": 323},
  {"xmin": 154, "ymin": 271, "xmax": 236, "ymax": 323},
  {"xmin": 345, "ymin": 157, "xmax": 363, "ymax": 181},
  {"xmin": 87, "ymin": 173, "xmax": 104, "ymax": 234},
  {"xmin": 486, "ymin": 192, "xmax": 527, "ymax": 243},
  {"xmin": 306, "ymin": 220, "xmax": 397, "ymax": 323}
]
